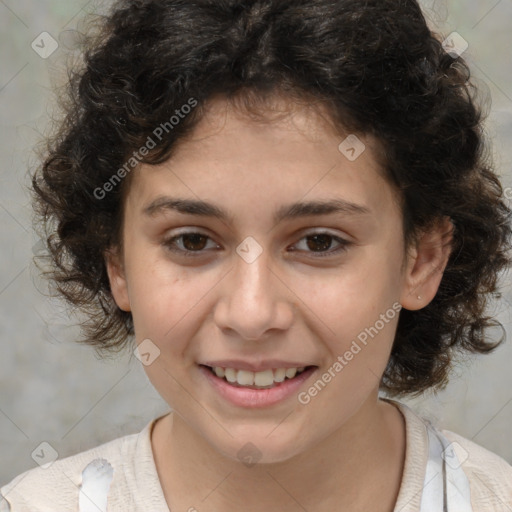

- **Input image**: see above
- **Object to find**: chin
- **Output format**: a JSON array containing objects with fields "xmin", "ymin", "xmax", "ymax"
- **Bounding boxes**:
[{"xmin": 205, "ymin": 428, "xmax": 308, "ymax": 466}]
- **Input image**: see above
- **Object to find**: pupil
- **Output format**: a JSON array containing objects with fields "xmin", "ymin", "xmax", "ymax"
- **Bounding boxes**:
[
  {"xmin": 307, "ymin": 234, "xmax": 331, "ymax": 252},
  {"xmin": 183, "ymin": 234, "xmax": 207, "ymax": 251}
]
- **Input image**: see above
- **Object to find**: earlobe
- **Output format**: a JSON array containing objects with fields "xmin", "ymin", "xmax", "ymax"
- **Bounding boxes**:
[
  {"xmin": 400, "ymin": 216, "xmax": 454, "ymax": 311},
  {"xmin": 104, "ymin": 247, "xmax": 131, "ymax": 312}
]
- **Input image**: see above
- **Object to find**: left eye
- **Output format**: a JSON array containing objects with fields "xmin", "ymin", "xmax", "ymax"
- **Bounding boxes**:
[
  {"xmin": 291, "ymin": 232, "xmax": 351, "ymax": 257},
  {"xmin": 163, "ymin": 231, "xmax": 351, "ymax": 258}
]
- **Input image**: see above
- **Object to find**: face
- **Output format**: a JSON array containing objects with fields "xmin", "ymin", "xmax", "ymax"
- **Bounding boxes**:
[{"xmin": 106, "ymin": 95, "xmax": 450, "ymax": 463}]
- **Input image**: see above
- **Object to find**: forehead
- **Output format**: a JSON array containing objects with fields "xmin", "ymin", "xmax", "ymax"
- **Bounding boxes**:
[{"xmin": 125, "ymin": 95, "xmax": 400, "ymax": 223}]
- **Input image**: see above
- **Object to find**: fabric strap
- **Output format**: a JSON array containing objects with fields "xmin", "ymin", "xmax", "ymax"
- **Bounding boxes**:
[{"xmin": 420, "ymin": 423, "xmax": 473, "ymax": 511}]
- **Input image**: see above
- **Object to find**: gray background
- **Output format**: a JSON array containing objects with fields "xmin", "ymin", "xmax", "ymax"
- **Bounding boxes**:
[{"xmin": 1, "ymin": 0, "xmax": 511, "ymax": 486}]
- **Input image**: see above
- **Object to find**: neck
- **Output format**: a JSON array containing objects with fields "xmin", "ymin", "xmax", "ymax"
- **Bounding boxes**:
[{"xmin": 152, "ymin": 396, "xmax": 405, "ymax": 512}]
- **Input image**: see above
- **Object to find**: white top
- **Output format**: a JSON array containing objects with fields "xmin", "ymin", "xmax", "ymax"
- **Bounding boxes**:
[{"xmin": 1, "ymin": 399, "xmax": 511, "ymax": 511}]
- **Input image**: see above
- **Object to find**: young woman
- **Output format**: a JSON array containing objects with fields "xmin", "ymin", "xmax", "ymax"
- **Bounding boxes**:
[{"xmin": 1, "ymin": 0, "xmax": 511, "ymax": 510}]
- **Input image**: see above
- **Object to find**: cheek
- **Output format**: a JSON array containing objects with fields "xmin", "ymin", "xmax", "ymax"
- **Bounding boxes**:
[
  {"xmin": 294, "ymin": 251, "xmax": 398, "ymax": 321},
  {"xmin": 126, "ymin": 260, "xmax": 210, "ymax": 408},
  {"xmin": 291, "ymin": 249, "xmax": 401, "ymax": 366},
  {"xmin": 127, "ymin": 256, "xmax": 219, "ymax": 353}
]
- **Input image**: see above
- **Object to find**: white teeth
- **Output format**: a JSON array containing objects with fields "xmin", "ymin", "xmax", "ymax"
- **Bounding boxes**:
[
  {"xmin": 237, "ymin": 370, "xmax": 255, "ymax": 386},
  {"xmin": 210, "ymin": 366, "xmax": 309, "ymax": 387},
  {"xmin": 254, "ymin": 369, "xmax": 274, "ymax": 387},
  {"xmin": 273, "ymin": 368, "xmax": 286, "ymax": 382},
  {"xmin": 285, "ymin": 367, "xmax": 297, "ymax": 379},
  {"xmin": 224, "ymin": 367, "xmax": 237, "ymax": 383}
]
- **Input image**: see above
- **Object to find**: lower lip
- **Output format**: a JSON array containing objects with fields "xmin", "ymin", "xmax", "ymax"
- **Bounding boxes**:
[{"xmin": 198, "ymin": 365, "xmax": 317, "ymax": 408}]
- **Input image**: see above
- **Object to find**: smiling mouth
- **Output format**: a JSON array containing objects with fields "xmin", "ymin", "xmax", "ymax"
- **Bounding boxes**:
[{"xmin": 200, "ymin": 364, "xmax": 318, "ymax": 389}]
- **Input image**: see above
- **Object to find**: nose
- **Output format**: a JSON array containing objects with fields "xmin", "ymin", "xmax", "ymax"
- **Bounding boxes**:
[{"xmin": 213, "ymin": 246, "xmax": 294, "ymax": 341}]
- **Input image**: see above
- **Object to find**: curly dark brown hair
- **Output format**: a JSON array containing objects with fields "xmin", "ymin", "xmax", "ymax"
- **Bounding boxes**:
[{"xmin": 31, "ymin": 0, "xmax": 512, "ymax": 397}]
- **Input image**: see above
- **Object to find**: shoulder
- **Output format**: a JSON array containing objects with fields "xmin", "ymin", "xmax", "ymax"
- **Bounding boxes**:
[
  {"xmin": 440, "ymin": 428, "xmax": 512, "ymax": 509},
  {"xmin": 0, "ymin": 421, "xmax": 153, "ymax": 511},
  {"xmin": 386, "ymin": 398, "xmax": 512, "ymax": 511}
]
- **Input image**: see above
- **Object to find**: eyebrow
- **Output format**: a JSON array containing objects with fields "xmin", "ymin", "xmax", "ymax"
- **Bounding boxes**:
[{"xmin": 142, "ymin": 196, "xmax": 371, "ymax": 224}]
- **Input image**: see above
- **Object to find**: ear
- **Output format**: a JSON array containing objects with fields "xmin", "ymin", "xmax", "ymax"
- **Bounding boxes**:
[
  {"xmin": 104, "ymin": 246, "xmax": 131, "ymax": 312},
  {"xmin": 400, "ymin": 216, "xmax": 454, "ymax": 311}
]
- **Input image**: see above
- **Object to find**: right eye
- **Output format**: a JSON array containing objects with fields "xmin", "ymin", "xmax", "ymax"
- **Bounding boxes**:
[{"xmin": 162, "ymin": 231, "xmax": 220, "ymax": 257}]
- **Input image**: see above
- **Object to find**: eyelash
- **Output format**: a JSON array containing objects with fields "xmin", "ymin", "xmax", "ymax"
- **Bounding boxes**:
[{"xmin": 162, "ymin": 231, "xmax": 351, "ymax": 258}]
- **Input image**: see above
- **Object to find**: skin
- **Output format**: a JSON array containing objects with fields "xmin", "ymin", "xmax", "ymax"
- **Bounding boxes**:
[{"xmin": 106, "ymin": 94, "xmax": 453, "ymax": 511}]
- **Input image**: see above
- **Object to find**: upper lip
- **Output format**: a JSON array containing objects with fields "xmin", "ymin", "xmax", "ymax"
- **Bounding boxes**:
[{"xmin": 200, "ymin": 360, "xmax": 316, "ymax": 372}]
